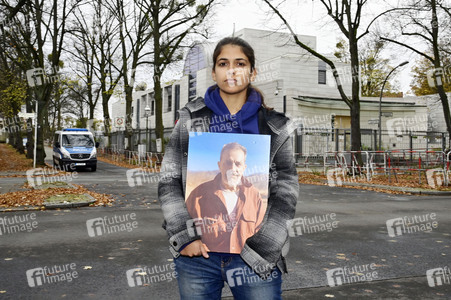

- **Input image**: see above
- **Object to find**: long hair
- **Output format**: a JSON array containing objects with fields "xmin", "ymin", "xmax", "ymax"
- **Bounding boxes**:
[{"xmin": 211, "ymin": 37, "xmax": 273, "ymax": 110}]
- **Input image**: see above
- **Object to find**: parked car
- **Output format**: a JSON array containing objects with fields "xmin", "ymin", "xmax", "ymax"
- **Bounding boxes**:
[{"xmin": 53, "ymin": 128, "xmax": 99, "ymax": 171}]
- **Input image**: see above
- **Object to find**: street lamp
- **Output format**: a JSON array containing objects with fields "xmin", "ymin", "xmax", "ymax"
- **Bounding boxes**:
[
  {"xmin": 378, "ymin": 60, "xmax": 409, "ymax": 150},
  {"xmin": 144, "ymin": 105, "xmax": 151, "ymax": 152},
  {"xmin": 33, "ymin": 100, "xmax": 38, "ymax": 168}
]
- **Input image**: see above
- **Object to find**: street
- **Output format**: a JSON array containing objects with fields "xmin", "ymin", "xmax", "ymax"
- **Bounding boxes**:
[{"xmin": 1, "ymin": 159, "xmax": 450, "ymax": 299}]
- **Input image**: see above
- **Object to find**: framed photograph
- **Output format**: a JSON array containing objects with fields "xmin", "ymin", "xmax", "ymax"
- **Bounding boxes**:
[{"xmin": 185, "ymin": 132, "xmax": 271, "ymax": 253}]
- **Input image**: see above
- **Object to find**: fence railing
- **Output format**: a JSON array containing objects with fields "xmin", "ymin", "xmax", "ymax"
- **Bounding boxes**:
[
  {"xmin": 98, "ymin": 147, "xmax": 164, "ymax": 170},
  {"xmin": 296, "ymin": 149, "xmax": 450, "ymax": 187},
  {"xmin": 294, "ymin": 128, "xmax": 450, "ymax": 154}
]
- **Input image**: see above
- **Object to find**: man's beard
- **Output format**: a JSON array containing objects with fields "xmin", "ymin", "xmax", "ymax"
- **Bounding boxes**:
[{"xmin": 225, "ymin": 169, "xmax": 241, "ymax": 189}]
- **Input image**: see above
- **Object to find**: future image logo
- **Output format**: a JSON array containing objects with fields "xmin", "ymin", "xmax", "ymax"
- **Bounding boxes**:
[
  {"xmin": 126, "ymin": 268, "xmax": 147, "ymax": 287},
  {"xmin": 327, "ymin": 168, "xmax": 344, "ymax": 187},
  {"xmin": 86, "ymin": 213, "xmax": 138, "ymax": 237},
  {"xmin": 186, "ymin": 214, "xmax": 237, "ymax": 237},
  {"xmin": 126, "ymin": 263, "xmax": 178, "ymax": 287},
  {"xmin": 186, "ymin": 117, "xmax": 209, "ymax": 137},
  {"xmin": 386, "ymin": 213, "xmax": 438, "ymax": 237},
  {"xmin": 26, "ymin": 67, "xmax": 60, "ymax": 87},
  {"xmin": 226, "ymin": 265, "xmax": 278, "ymax": 287},
  {"xmin": 326, "ymin": 264, "xmax": 378, "ymax": 287},
  {"xmin": 386, "ymin": 115, "xmax": 429, "ymax": 138},
  {"xmin": 287, "ymin": 213, "xmax": 338, "ymax": 237},
  {"xmin": 426, "ymin": 168, "xmax": 449, "ymax": 188},
  {"xmin": 26, "ymin": 167, "xmax": 77, "ymax": 188},
  {"xmin": 426, "ymin": 266, "xmax": 451, "ymax": 287},
  {"xmin": 427, "ymin": 66, "xmax": 451, "ymax": 87},
  {"xmin": 126, "ymin": 164, "xmax": 177, "ymax": 187},
  {"xmin": 26, "ymin": 263, "xmax": 78, "ymax": 287},
  {"xmin": 0, "ymin": 214, "xmax": 38, "ymax": 235},
  {"xmin": 126, "ymin": 168, "xmax": 161, "ymax": 187}
]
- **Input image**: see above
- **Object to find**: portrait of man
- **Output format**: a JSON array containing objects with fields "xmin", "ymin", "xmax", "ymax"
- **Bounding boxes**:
[{"xmin": 185, "ymin": 142, "xmax": 266, "ymax": 253}]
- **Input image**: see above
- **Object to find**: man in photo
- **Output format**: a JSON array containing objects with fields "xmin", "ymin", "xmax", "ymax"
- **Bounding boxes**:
[{"xmin": 185, "ymin": 142, "xmax": 265, "ymax": 253}]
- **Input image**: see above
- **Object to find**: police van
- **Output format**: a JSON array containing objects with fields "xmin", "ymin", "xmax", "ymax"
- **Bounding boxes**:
[{"xmin": 53, "ymin": 128, "xmax": 98, "ymax": 171}]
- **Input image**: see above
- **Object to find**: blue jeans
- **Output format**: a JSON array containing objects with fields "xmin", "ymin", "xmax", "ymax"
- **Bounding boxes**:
[{"xmin": 174, "ymin": 253, "xmax": 282, "ymax": 300}]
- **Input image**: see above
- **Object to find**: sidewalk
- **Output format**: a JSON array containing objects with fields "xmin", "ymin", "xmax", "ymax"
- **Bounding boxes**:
[{"xmin": 338, "ymin": 181, "xmax": 451, "ymax": 196}]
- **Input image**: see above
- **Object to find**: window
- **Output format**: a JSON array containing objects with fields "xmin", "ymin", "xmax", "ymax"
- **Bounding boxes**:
[
  {"xmin": 165, "ymin": 86, "xmax": 172, "ymax": 112},
  {"xmin": 188, "ymin": 74, "xmax": 197, "ymax": 102},
  {"xmin": 184, "ymin": 45, "xmax": 206, "ymax": 102},
  {"xmin": 140, "ymin": 95, "xmax": 147, "ymax": 118},
  {"xmin": 318, "ymin": 61, "xmax": 327, "ymax": 85},
  {"xmin": 62, "ymin": 134, "xmax": 94, "ymax": 147},
  {"xmin": 151, "ymin": 100, "xmax": 155, "ymax": 116}
]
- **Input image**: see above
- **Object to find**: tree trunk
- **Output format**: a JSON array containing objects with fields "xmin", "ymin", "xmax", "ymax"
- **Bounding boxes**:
[
  {"xmin": 430, "ymin": 0, "xmax": 451, "ymax": 146},
  {"xmin": 36, "ymin": 100, "xmax": 46, "ymax": 166},
  {"xmin": 349, "ymin": 33, "xmax": 362, "ymax": 153},
  {"xmin": 153, "ymin": 71, "xmax": 164, "ymax": 153},
  {"xmin": 13, "ymin": 121, "xmax": 25, "ymax": 154},
  {"xmin": 436, "ymin": 86, "xmax": 451, "ymax": 143},
  {"xmin": 125, "ymin": 89, "xmax": 133, "ymax": 151},
  {"xmin": 26, "ymin": 95, "xmax": 34, "ymax": 159},
  {"xmin": 102, "ymin": 94, "xmax": 111, "ymax": 146}
]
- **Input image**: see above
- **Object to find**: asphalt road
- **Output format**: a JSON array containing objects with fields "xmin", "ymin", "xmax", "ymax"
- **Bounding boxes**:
[{"xmin": 0, "ymin": 155, "xmax": 450, "ymax": 299}]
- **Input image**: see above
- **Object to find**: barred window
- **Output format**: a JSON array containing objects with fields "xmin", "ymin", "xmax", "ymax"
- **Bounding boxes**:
[{"xmin": 318, "ymin": 61, "xmax": 327, "ymax": 85}]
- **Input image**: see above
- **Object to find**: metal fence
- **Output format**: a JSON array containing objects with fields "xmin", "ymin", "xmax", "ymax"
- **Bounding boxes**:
[
  {"xmin": 98, "ymin": 147, "xmax": 163, "ymax": 169},
  {"xmin": 294, "ymin": 128, "xmax": 450, "ymax": 154},
  {"xmin": 296, "ymin": 150, "xmax": 450, "ymax": 187}
]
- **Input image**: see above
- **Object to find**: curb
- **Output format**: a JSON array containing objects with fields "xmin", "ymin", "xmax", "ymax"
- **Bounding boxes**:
[
  {"xmin": 330, "ymin": 182, "xmax": 451, "ymax": 195},
  {"xmin": 306, "ymin": 179, "xmax": 451, "ymax": 195},
  {"xmin": 32, "ymin": 182, "xmax": 77, "ymax": 190},
  {"xmin": 43, "ymin": 193, "xmax": 96, "ymax": 209},
  {"xmin": 0, "ymin": 194, "xmax": 96, "ymax": 212}
]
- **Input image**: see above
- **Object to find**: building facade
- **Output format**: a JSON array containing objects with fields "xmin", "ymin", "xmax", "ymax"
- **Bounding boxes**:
[{"xmin": 111, "ymin": 28, "xmax": 434, "ymax": 153}]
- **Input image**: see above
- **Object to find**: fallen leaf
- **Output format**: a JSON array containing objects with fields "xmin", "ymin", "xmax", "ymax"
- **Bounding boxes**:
[{"xmin": 83, "ymin": 266, "xmax": 92, "ymax": 270}]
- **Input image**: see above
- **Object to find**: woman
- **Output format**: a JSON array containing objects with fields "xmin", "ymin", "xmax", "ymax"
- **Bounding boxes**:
[{"xmin": 158, "ymin": 37, "xmax": 299, "ymax": 299}]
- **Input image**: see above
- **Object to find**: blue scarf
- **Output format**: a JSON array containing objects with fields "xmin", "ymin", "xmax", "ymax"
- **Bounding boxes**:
[{"xmin": 204, "ymin": 86, "xmax": 261, "ymax": 134}]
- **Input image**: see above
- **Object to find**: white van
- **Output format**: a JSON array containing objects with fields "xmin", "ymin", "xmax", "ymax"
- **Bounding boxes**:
[{"xmin": 53, "ymin": 128, "xmax": 98, "ymax": 171}]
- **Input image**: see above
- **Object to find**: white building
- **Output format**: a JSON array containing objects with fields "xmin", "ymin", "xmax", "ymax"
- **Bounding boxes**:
[{"xmin": 111, "ymin": 28, "xmax": 432, "ymax": 152}]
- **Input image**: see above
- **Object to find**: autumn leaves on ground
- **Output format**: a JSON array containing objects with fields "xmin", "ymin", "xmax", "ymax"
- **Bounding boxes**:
[
  {"xmin": 1, "ymin": 143, "xmax": 449, "ymax": 208},
  {"xmin": 298, "ymin": 170, "xmax": 451, "ymax": 194},
  {"xmin": 0, "ymin": 143, "xmax": 114, "ymax": 209}
]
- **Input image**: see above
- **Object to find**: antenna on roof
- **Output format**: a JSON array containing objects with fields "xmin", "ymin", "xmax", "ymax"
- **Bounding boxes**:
[{"xmin": 232, "ymin": 23, "xmax": 235, "ymax": 37}]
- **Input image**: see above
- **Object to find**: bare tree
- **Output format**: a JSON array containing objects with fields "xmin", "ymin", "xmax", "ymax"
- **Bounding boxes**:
[
  {"xmin": 381, "ymin": 0, "xmax": 451, "ymax": 142},
  {"xmin": 262, "ymin": 0, "xmax": 398, "ymax": 153},
  {"xmin": 1, "ymin": 0, "xmax": 83, "ymax": 165},
  {"xmin": 104, "ymin": 0, "xmax": 153, "ymax": 150},
  {"xmin": 89, "ymin": 1, "xmax": 123, "ymax": 144},
  {"xmin": 335, "ymin": 37, "xmax": 403, "ymax": 97},
  {"xmin": 67, "ymin": 5, "xmax": 102, "ymax": 128},
  {"xmin": 136, "ymin": 0, "xmax": 216, "ymax": 150}
]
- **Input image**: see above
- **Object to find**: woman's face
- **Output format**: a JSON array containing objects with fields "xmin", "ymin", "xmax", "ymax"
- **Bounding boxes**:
[{"xmin": 212, "ymin": 44, "xmax": 256, "ymax": 96}]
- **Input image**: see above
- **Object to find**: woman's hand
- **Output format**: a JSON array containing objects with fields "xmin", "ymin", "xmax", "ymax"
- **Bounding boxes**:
[{"xmin": 180, "ymin": 240, "xmax": 210, "ymax": 258}]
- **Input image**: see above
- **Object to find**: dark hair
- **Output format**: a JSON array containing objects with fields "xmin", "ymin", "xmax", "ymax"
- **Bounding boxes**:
[{"xmin": 211, "ymin": 37, "xmax": 272, "ymax": 110}]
